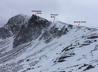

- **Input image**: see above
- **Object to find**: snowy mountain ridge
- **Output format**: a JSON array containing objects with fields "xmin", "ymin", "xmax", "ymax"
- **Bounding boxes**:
[{"xmin": 0, "ymin": 14, "xmax": 98, "ymax": 72}]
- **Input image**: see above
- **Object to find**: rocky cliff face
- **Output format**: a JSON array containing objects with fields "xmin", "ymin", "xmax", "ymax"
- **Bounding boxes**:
[
  {"xmin": 0, "ymin": 27, "xmax": 11, "ymax": 39},
  {"xmin": 5, "ymin": 15, "xmax": 29, "ymax": 35},
  {"xmin": 13, "ymin": 14, "xmax": 51, "ymax": 47},
  {"xmin": 4, "ymin": 14, "xmax": 72, "ymax": 47}
]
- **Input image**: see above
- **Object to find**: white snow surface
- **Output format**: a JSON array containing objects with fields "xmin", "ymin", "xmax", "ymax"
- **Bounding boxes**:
[{"xmin": 0, "ymin": 22, "xmax": 98, "ymax": 72}]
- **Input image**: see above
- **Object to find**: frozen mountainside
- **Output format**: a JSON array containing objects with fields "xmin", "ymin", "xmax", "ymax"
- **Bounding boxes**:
[{"xmin": 0, "ymin": 15, "xmax": 98, "ymax": 72}]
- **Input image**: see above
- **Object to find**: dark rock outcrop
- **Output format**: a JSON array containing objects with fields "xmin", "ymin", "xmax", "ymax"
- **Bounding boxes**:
[
  {"xmin": 13, "ymin": 15, "xmax": 51, "ymax": 47},
  {"xmin": 0, "ymin": 14, "xmax": 74, "ymax": 47},
  {"xmin": 0, "ymin": 27, "xmax": 11, "ymax": 39},
  {"xmin": 5, "ymin": 15, "xmax": 29, "ymax": 35}
]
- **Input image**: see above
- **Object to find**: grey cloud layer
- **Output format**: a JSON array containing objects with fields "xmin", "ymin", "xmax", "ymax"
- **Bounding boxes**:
[{"xmin": 0, "ymin": 0, "xmax": 98, "ymax": 27}]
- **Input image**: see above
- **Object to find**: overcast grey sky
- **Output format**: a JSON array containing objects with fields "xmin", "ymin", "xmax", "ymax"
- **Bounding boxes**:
[{"xmin": 0, "ymin": 0, "xmax": 98, "ymax": 27}]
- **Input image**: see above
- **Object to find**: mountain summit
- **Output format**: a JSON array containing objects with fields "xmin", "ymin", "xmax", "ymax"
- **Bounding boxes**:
[{"xmin": 0, "ymin": 14, "xmax": 98, "ymax": 72}]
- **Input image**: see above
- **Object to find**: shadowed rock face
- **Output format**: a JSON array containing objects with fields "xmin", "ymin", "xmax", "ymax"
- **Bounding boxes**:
[
  {"xmin": 1, "ymin": 14, "xmax": 73, "ymax": 47},
  {"xmin": 0, "ymin": 27, "xmax": 11, "ymax": 39},
  {"xmin": 13, "ymin": 15, "xmax": 51, "ymax": 47},
  {"xmin": 5, "ymin": 15, "xmax": 29, "ymax": 35},
  {"xmin": 13, "ymin": 15, "xmax": 72, "ymax": 47},
  {"xmin": 28, "ymin": 15, "xmax": 50, "ymax": 28}
]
